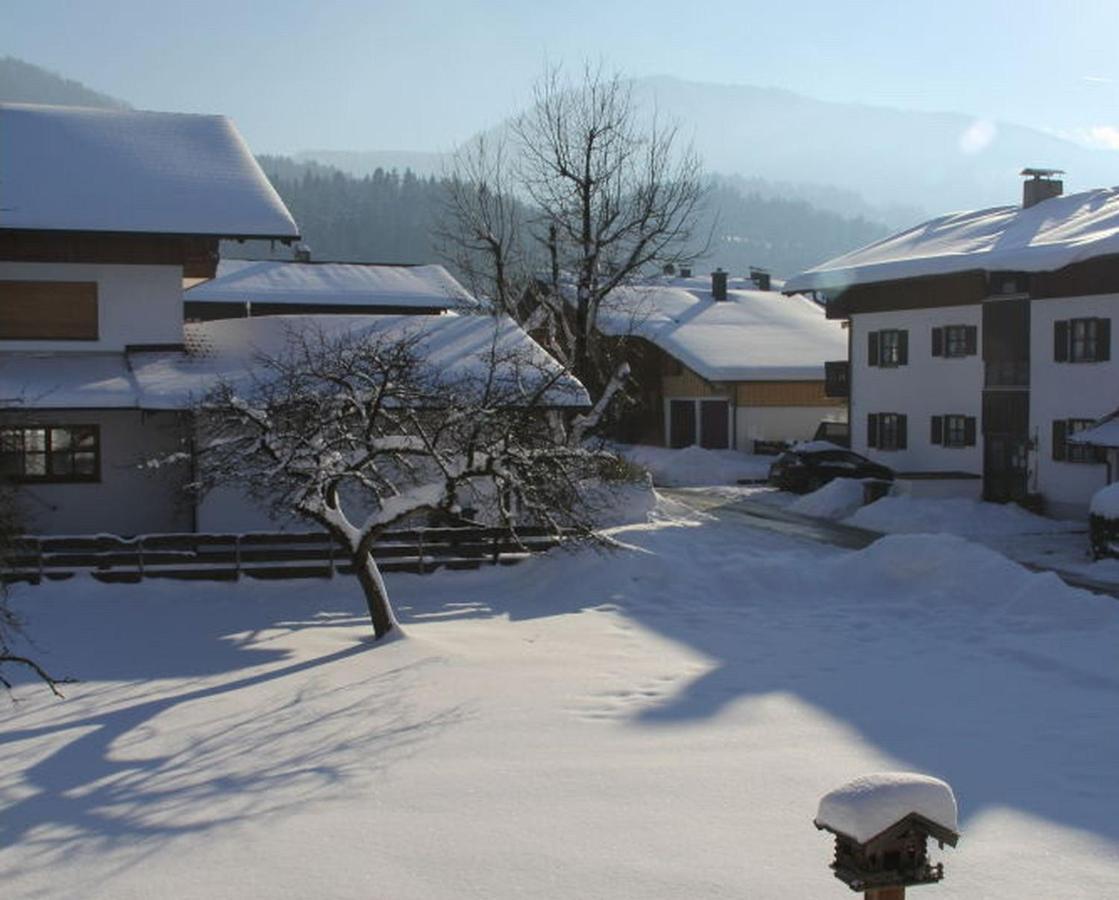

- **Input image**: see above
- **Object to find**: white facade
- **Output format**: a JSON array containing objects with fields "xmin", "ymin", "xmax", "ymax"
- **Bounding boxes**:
[
  {"xmin": 849, "ymin": 307, "xmax": 983, "ymax": 474},
  {"xmin": 1030, "ymin": 293, "xmax": 1117, "ymax": 517},
  {"xmin": 6, "ymin": 410, "xmax": 192, "ymax": 535},
  {"xmin": 0, "ymin": 262, "xmax": 184, "ymax": 353},
  {"xmin": 735, "ymin": 405, "xmax": 841, "ymax": 447}
]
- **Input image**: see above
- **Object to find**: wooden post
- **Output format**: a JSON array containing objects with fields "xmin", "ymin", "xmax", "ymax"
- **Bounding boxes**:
[{"xmin": 866, "ymin": 888, "xmax": 905, "ymax": 900}]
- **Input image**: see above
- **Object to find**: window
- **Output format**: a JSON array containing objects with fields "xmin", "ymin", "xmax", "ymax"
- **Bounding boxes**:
[
  {"xmin": 1052, "ymin": 418, "xmax": 1103, "ymax": 464},
  {"xmin": 867, "ymin": 329, "xmax": 908, "ymax": 368},
  {"xmin": 931, "ymin": 414, "xmax": 976, "ymax": 448},
  {"xmin": 879, "ymin": 330, "xmax": 905, "ymax": 367},
  {"xmin": 0, "ymin": 426, "xmax": 100, "ymax": 482},
  {"xmin": 0, "ymin": 281, "xmax": 99, "ymax": 340},
  {"xmin": 939, "ymin": 326, "xmax": 975, "ymax": 358},
  {"xmin": 867, "ymin": 413, "xmax": 907, "ymax": 451},
  {"xmin": 1054, "ymin": 317, "xmax": 1111, "ymax": 363}
]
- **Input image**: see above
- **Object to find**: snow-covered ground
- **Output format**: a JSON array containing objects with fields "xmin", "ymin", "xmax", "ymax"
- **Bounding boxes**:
[
  {"xmin": 613, "ymin": 443, "xmax": 772, "ymax": 486},
  {"xmin": 3, "ymin": 495, "xmax": 1119, "ymax": 898}
]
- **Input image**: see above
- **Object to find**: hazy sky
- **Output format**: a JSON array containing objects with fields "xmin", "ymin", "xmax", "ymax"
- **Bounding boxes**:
[{"xmin": 7, "ymin": 0, "xmax": 1119, "ymax": 154}]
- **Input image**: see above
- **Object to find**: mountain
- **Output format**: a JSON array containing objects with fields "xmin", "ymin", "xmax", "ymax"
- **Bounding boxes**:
[
  {"xmin": 295, "ymin": 75, "xmax": 1119, "ymax": 225},
  {"xmin": 631, "ymin": 75, "xmax": 1119, "ymax": 218},
  {"xmin": 0, "ymin": 56, "xmax": 128, "ymax": 108},
  {"xmin": 234, "ymin": 156, "xmax": 887, "ymax": 278}
]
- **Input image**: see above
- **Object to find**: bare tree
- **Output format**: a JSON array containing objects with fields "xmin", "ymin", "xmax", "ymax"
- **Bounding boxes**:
[
  {"xmin": 441, "ymin": 63, "xmax": 707, "ymax": 402},
  {"xmin": 0, "ymin": 479, "xmax": 73, "ymax": 697},
  {"xmin": 190, "ymin": 321, "xmax": 621, "ymax": 640}
]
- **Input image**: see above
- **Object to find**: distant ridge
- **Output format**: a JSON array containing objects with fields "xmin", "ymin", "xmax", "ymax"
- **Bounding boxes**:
[
  {"xmin": 0, "ymin": 56, "xmax": 128, "ymax": 109},
  {"xmin": 293, "ymin": 149, "xmax": 449, "ymax": 178}
]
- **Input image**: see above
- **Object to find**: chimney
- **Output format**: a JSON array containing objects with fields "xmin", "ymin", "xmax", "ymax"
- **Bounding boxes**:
[
  {"xmin": 1021, "ymin": 168, "xmax": 1064, "ymax": 208},
  {"xmin": 749, "ymin": 266, "xmax": 771, "ymax": 291},
  {"xmin": 711, "ymin": 268, "xmax": 728, "ymax": 302}
]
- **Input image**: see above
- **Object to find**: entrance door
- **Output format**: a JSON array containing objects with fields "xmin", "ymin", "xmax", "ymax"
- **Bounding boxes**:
[
  {"xmin": 669, "ymin": 400, "xmax": 697, "ymax": 448},
  {"xmin": 982, "ymin": 391, "xmax": 1029, "ymax": 502},
  {"xmin": 984, "ymin": 434, "xmax": 1029, "ymax": 502},
  {"xmin": 699, "ymin": 400, "xmax": 729, "ymax": 449}
]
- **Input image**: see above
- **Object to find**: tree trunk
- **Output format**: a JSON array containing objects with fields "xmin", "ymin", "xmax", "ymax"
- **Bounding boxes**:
[{"xmin": 353, "ymin": 551, "xmax": 400, "ymax": 640}]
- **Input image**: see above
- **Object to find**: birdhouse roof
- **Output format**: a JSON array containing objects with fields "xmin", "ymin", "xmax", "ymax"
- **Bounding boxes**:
[{"xmin": 814, "ymin": 772, "xmax": 959, "ymax": 845}]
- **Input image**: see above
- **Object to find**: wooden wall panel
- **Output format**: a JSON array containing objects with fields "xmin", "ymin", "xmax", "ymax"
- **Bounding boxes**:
[
  {"xmin": 0, "ymin": 281, "xmax": 98, "ymax": 340},
  {"xmin": 734, "ymin": 380, "xmax": 842, "ymax": 407},
  {"xmin": 662, "ymin": 368, "xmax": 724, "ymax": 398}
]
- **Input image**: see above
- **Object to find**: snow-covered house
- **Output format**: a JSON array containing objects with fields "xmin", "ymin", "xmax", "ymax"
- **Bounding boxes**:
[
  {"xmin": 184, "ymin": 259, "xmax": 477, "ymax": 320},
  {"xmin": 600, "ymin": 274, "xmax": 847, "ymax": 450},
  {"xmin": 784, "ymin": 170, "xmax": 1119, "ymax": 517},
  {"xmin": 0, "ymin": 103, "xmax": 298, "ymax": 535},
  {"xmin": 0, "ymin": 103, "xmax": 584, "ymax": 536}
]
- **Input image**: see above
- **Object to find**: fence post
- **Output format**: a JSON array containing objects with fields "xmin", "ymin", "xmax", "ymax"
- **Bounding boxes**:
[
  {"xmin": 137, "ymin": 536, "xmax": 145, "ymax": 578},
  {"xmin": 417, "ymin": 529, "xmax": 425, "ymax": 575},
  {"xmin": 234, "ymin": 534, "xmax": 242, "ymax": 579}
]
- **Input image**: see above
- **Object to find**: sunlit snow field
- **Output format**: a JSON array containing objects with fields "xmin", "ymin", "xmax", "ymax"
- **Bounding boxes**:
[{"xmin": 2, "ymin": 491, "xmax": 1119, "ymax": 898}]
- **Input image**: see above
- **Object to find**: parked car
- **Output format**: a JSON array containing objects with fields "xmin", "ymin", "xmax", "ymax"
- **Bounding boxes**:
[{"xmin": 767, "ymin": 444, "xmax": 894, "ymax": 494}]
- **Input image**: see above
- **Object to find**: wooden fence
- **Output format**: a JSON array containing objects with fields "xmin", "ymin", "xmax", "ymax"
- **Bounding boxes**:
[{"xmin": 5, "ymin": 526, "xmax": 567, "ymax": 584}]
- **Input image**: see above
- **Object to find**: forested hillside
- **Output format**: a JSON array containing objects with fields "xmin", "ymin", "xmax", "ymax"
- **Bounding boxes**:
[
  {"xmin": 0, "ymin": 56, "xmax": 126, "ymax": 108},
  {"xmin": 242, "ymin": 157, "xmax": 888, "ymax": 277}
]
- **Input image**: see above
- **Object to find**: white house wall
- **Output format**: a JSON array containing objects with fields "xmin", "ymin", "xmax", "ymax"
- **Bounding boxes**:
[
  {"xmin": 735, "ymin": 405, "xmax": 842, "ymax": 448},
  {"xmin": 1030, "ymin": 294, "xmax": 1117, "ymax": 517},
  {"xmin": 197, "ymin": 487, "xmax": 296, "ymax": 533},
  {"xmin": 0, "ymin": 262, "xmax": 184, "ymax": 352},
  {"xmin": 850, "ymin": 307, "xmax": 983, "ymax": 473},
  {"xmin": 8, "ymin": 410, "xmax": 192, "ymax": 536}
]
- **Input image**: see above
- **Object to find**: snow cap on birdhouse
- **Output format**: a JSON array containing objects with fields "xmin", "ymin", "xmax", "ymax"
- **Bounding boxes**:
[{"xmin": 814, "ymin": 772, "xmax": 959, "ymax": 893}]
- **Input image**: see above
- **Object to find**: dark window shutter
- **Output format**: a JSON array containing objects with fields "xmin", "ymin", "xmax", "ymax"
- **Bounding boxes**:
[
  {"xmin": 931, "ymin": 327, "xmax": 944, "ymax": 357},
  {"xmin": 897, "ymin": 330, "xmax": 909, "ymax": 365},
  {"xmin": 965, "ymin": 325, "xmax": 978, "ymax": 356},
  {"xmin": 964, "ymin": 416, "xmax": 977, "ymax": 446},
  {"xmin": 1052, "ymin": 419, "xmax": 1068, "ymax": 461},
  {"xmin": 897, "ymin": 413, "xmax": 908, "ymax": 449},
  {"xmin": 867, "ymin": 413, "xmax": 879, "ymax": 448},
  {"xmin": 868, "ymin": 331, "xmax": 879, "ymax": 367},
  {"xmin": 930, "ymin": 415, "xmax": 943, "ymax": 445},
  {"xmin": 1055, "ymin": 320, "xmax": 1070, "ymax": 362},
  {"xmin": 1098, "ymin": 318, "xmax": 1111, "ymax": 362}
]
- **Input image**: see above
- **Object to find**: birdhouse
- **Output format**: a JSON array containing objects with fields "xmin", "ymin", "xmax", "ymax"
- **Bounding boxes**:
[{"xmin": 814, "ymin": 773, "xmax": 959, "ymax": 894}]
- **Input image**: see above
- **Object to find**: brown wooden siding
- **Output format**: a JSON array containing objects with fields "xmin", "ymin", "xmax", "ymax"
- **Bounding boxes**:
[
  {"xmin": 826, "ymin": 254, "xmax": 1119, "ymax": 319},
  {"xmin": 827, "ymin": 272, "xmax": 987, "ymax": 318},
  {"xmin": 663, "ymin": 368, "xmax": 725, "ymax": 398},
  {"xmin": 0, "ymin": 280, "xmax": 98, "ymax": 340},
  {"xmin": 0, "ymin": 230, "xmax": 220, "ymax": 279},
  {"xmin": 734, "ymin": 380, "xmax": 842, "ymax": 407}
]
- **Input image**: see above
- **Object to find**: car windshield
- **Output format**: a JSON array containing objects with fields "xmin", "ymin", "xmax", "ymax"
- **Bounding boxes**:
[{"xmin": 808, "ymin": 450, "xmax": 868, "ymax": 466}]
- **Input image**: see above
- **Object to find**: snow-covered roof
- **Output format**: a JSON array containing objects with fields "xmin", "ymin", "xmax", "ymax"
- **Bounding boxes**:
[
  {"xmin": 139, "ymin": 314, "xmax": 588, "ymax": 409},
  {"xmin": 1, "ymin": 315, "xmax": 586, "ymax": 410},
  {"xmin": 815, "ymin": 773, "xmax": 959, "ymax": 844},
  {"xmin": 0, "ymin": 103, "xmax": 299, "ymax": 239},
  {"xmin": 186, "ymin": 260, "xmax": 475, "ymax": 309},
  {"xmin": 1068, "ymin": 410, "xmax": 1119, "ymax": 448},
  {"xmin": 596, "ymin": 276, "xmax": 845, "ymax": 381},
  {"xmin": 0, "ymin": 353, "xmax": 141, "ymax": 408},
  {"xmin": 784, "ymin": 187, "xmax": 1119, "ymax": 293}
]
